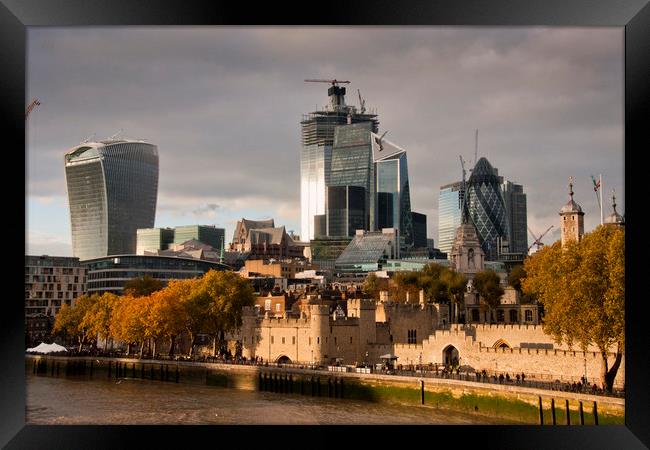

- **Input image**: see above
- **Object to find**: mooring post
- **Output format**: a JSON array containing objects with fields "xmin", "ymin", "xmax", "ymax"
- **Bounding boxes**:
[
  {"xmin": 108, "ymin": 361, "xmax": 112, "ymax": 378},
  {"xmin": 538, "ymin": 396, "xmax": 544, "ymax": 425},
  {"xmin": 317, "ymin": 377, "xmax": 321, "ymax": 396},
  {"xmin": 340, "ymin": 377, "xmax": 344, "ymax": 399},
  {"xmin": 141, "ymin": 364, "xmax": 145, "ymax": 379},
  {"xmin": 551, "ymin": 398, "xmax": 556, "ymax": 425},
  {"xmin": 132, "ymin": 363, "xmax": 136, "ymax": 378},
  {"xmin": 160, "ymin": 365, "xmax": 163, "ymax": 381},
  {"xmin": 289, "ymin": 374, "xmax": 293, "ymax": 394},
  {"xmin": 32, "ymin": 359, "xmax": 36, "ymax": 374},
  {"xmin": 150, "ymin": 365, "xmax": 154, "ymax": 380},
  {"xmin": 421, "ymin": 380, "xmax": 425, "ymax": 405},
  {"xmin": 56, "ymin": 362, "xmax": 60, "ymax": 376},
  {"xmin": 258, "ymin": 372, "xmax": 263, "ymax": 391},
  {"xmin": 175, "ymin": 366, "xmax": 179, "ymax": 383},
  {"xmin": 579, "ymin": 401, "xmax": 585, "ymax": 425},
  {"xmin": 51, "ymin": 360, "xmax": 55, "ymax": 376},
  {"xmin": 566, "ymin": 399, "xmax": 571, "ymax": 425},
  {"xmin": 593, "ymin": 401, "xmax": 598, "ymax": 425}
]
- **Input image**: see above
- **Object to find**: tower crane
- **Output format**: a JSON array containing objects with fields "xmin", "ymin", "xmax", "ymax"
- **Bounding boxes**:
[
  {"xmin": 304, "ymin": 79, "xmax": 351, "ymax": 86},
  {"xmin": 25, "ymin": 98, "xmax": 41, "ymax": 120},
  {"xmin": 527, "ymin": 225, "xmax": 554, "ymax": 253}
]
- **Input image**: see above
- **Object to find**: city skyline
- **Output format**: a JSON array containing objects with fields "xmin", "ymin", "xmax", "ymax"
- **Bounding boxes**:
[{"xmin": 27, "ymin": 27, "xmax": 624, "ymax": 256}]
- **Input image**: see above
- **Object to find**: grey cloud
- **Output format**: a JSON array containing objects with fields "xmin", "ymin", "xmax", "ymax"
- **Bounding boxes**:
[{"xmin": 27, "ymin": 27, "xmax": 623, "ymax": 249}]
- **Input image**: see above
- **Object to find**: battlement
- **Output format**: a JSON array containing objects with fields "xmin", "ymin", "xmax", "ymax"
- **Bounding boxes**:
[
  {"xmin": 259, "ymin": 316, "xmax": 311, "ymax": 327},
  {"xmin": 347, "ymin": 298, "xmax": 376, "ymax": 310},
  {"xmin": 477, "ymin": 345, "xmax": 605, "ymax": 358},
  {"xmin": 308, "ymin": 304, "xmax": 331, "ymax": 315}
]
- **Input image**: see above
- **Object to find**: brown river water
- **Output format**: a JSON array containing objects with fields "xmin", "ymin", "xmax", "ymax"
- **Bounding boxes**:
[{"xmin": 26, "ymin": 373, "xmax": 509, "ymax": 425}]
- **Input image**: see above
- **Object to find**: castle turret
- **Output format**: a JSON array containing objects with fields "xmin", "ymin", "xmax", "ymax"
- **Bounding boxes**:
[
  {"xmin": 309, "ymin": 304, "xmax": 330, "ymax": 364},
  {"xmin": 604, "ymin": 190, "xmax": 624, "ymax": 227},
  {"xmin": 559, "ymin": 177, "xmax": 585, "ymax": 248},
  {"xmin": 240, "ymin": 306, "xmax": 257, "ymax": 360}
]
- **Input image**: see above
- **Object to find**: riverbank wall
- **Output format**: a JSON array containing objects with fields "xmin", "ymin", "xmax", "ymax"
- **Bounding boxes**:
[{"xmin": 26, "ymin": 355, "xmax": 624, "ymax": 425}]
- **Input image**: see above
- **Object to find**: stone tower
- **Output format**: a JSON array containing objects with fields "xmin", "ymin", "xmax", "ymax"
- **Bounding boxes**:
[
  {"xmin": 309, "ymin": 304, "xmax": 330, "ymax": 364},
  {"xmin": 604, "ymin": 190, "xmax": 625, "ymax": 227},
  {"xmin": 559, "ymin": 177, "xmax": 585, "ymax": 248},
  {"xmin": 450, "ymin": 222, "xmax": 485, "ymax": 279}
]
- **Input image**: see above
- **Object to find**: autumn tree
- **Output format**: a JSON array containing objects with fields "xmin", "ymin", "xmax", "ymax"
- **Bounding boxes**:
[
  {"xmin": 362, "ymin": 273, "xmax": 382, "ymax": 300},
  {"xmin": 83, "ymin": 292, "xmax": 119, "ymax": 351},
  {"xmin": 123, "ymin": 275, "xmax": 164, "ymax": 297},
  {"xmin": 473, "ymin": 269, "xmax": 504, "ymax": 323},
  {"xmin": 148, "ymin": 286, "xmax": 186, "ymax": 357},
  {"xmin": 198, "ymin": 270, "xmax": 255, "ymax": 357},
  {"xmin": 52, "ymin": 294, "xmax": 96, "ymax": 352},
  {"xmin": 390, "ymin": 271, "xmax": 421, "ymax": 302},
  {"xmin": 523, "ymin": 225, "xmax": 624, "ymax": 392},
  {"xmin": 110, "ymin": 295, "xmax": 148, "ymax": 357},
  {"xmin": 176, "ymin": 278, "xmax": 210, "ymax": 357}
]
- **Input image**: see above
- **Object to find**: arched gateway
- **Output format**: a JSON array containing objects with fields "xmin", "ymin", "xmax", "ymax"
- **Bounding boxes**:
[
  {"xmin": 442, "ymin": 345, "xmax": 459, "ymax": 366},
  {"xmin": 276, "ymin": 355, "xmax": 292, "ymax": 364}
]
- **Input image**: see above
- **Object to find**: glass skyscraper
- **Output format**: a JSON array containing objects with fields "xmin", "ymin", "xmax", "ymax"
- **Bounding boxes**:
[
  {"xmin": 501, "ymin": 181, "xmax": 528, "ymax": 254},
  {"xmin": 371, "ymin": 133, "xmax": 413, "ymax": 248},
  {"xmin": 438, "ymin": 181, "xmax": 465, "ymax": 256},
  {"xmin": 326, "ymin": 185, "xmax": 366, "ymax": 237},
  {"xmin": 300, "ymin": 86, "xmax": 378, "ymax": 241},
  {"xmin": 467, "ymin": 157, "xmax": 509, "ymax": 261},
  {"xmin": 64, "ymin": 139, "xmax": 159, "ymax": 260}
]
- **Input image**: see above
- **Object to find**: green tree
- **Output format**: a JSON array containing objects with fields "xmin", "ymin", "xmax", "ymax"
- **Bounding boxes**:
[
  {"xmin": 52, "ymin": 294, "xmax": 96, "ymax": 352},
  {"xmin": 123, "ymin": 275, "xmax": 164, "ymax": 297},
  {"xmin": 473, "ymin": 269, "xmax": 504, "ymax": 323},
  {"xmin": 442, "ymin": 269, "xmax": 468, "ymax": 323},
  {"xmin": 523, "ymin": 225, "xmax": 624, "ymax": 392},
  {"xmin": 362, "ymin": 273, "xmax": 382, "ymax": 300},
  {"xmin": 508, "ymin": 265, "xmax": 526, "ymax": 293},
  {"xmin": 198, "ymin": 270, "xmax": 255, "ymax": 357}
]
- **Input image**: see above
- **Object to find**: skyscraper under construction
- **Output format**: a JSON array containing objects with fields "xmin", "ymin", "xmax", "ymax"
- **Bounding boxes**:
[{"xmin": 300, "ymin": 81, "xmax": 379, "ymax": 240}]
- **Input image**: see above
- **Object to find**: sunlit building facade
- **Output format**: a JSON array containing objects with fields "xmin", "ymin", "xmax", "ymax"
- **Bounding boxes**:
[
  {"xmin": 64, "ymin": 139, "xmax": 159, "ymax": 261},
  {"xmin": 438, "ymin": 181, "xmax": 465, "ymax": 256}
]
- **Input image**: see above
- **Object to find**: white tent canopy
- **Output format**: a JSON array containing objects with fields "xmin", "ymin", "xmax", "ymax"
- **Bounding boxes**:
[{"xmin": 26, "ymin": 342, "xmax": 68, "ymax": 354}]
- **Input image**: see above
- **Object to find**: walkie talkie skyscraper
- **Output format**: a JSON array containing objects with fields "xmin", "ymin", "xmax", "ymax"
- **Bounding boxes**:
[{"xmin": 64, "ymin": 138, "xmax": 159, "ymax": 260}]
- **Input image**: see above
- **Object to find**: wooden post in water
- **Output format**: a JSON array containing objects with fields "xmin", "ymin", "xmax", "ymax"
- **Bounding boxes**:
[
  {"xmin": 421, "ymin": 380, "xmax": 425, "ymax": 405},
  {"xmin": 310, "ymin": 376, "xmax": 315, "ymax": 396},
  {"xmin": 258, "ymin": 372, "xmax": 263, "ymax": 391},
  {"xmin": 538, "ymin": 396, "xmax": 544, "ymax": 425},
  {"xmin": 300, "ymin": 377, "xmax": 304, "ymax": 395},
  {"xmin": 593, "ymin": 401, "xmax": 598, "ymax": 425},
  {"xmin": 141, "ymin": 364, "xmax": 145, "ymax": 379},
  {"xmin": 328, "ymin": 378, "xmax": 333, "ymax": 397},
  {"xmin": 289, "ymin": 374, "xmax": 293, "ymax": 394},
  {"xmin": 132, "ymin": 363, "xmax": 136, "ymax": 378},
  {"xmin": 579, "ymin": 401, "xmax": 584, "ymax": 425},
  {"xmin": 51, "ymin": 360, "xmax": 55, "ymax": 376},
  {"xmin": 56, "ymin": 362, "xmax": 60, "ymax": 376},
  {"xmin": 551, "ymin": 398, "xmax": 556, "ymax": 425},
  {"xmin": 566, "ymin": 399, "xmax": 571, "ymax": 425},
  {"xmin": 340, "ymin": 377, "xmax": 344, "ymax": 399},
  {"xmin": 317, "ymin": 377, "xmax": 321, "ymax": 396},
  {"xmin": 160, "ymin": 365, "xmax": 163, "ymax": 381},
  {"xmin": 108, "ymin": 361, "xmax": 112, "ymax": 378},
  {"xmin": 150, "ymin": 365, "xmax": 154, "ymax": 380},
  {"xmin": 175, "ymin": 366, "xmax": 179, "ymax": 383}
]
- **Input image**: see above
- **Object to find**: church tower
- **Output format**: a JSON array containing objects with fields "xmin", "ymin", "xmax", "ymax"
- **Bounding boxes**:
[{"xmin": 559, "ymin": 177, "xmax": 585, "ymax": 248}]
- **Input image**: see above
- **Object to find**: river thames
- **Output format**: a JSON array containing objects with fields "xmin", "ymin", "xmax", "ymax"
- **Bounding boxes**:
[{"xmin": 26, "ymin": 373, "xmax": 513, "ymax": 425}]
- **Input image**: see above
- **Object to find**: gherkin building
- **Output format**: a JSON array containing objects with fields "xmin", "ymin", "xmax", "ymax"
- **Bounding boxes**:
[{"xmin": 467, "ymin": 157, "xmax": 509, "ymax": 260}]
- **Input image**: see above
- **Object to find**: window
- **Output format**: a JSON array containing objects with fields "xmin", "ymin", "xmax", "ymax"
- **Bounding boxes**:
[
  {"xmin": 350, "ymin": 337, "xmax": 353, "ymax": 344},
  {"xmin": 309, "ymin": 337, "xmax": 312, "ymax": 345},
  {"xmin": 282, "ymin": 337, "xmax": 285, "ymax": 344},
  {"xmin": 271, "ymin": 336, "xmax": 274, "ymax": 344},
  {"xmin": 292, "ymin": 337, "xmax": 295, "ymax": 345},
  {"xmin": 276, "ymin": 303, "xmax": 281, "ymax": 312},
  {"xmin": 525, "ymin": 310, "xmax": 533, "ymax": 322},
  {"xmin": 317, "ymin": 337, "xmax": 320, "ymax": 344},
  {"xmin": 264, "ymin": 299, "xmax": 271, "ymax": 311},
  {"xmin": 334, "ymin": 337, "xmax": 337, "ymax": 345},
  {"xmin": 496, "ymin": 310, "xmax": 505, "ymax": 322},
  {"xmin": 509, "ymin": 310, "xmax": 518, "ymax": 323}
]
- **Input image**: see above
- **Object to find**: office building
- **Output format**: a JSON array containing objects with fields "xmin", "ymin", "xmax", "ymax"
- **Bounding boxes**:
[
  {"xmin": 300, "ymin": 84, "xmax": 379, "ymax": 241},
  {"xmin": 371, "ymin": 133, "xmax": 413, "ymax": 248},
  {"xmin": 136, "ymin": 228, "xmax": 175, "ymax": 255},
  {"xmin": 328, "ymin": 121, "xmax": 376, "ymax": 232},
  {"xmin": 335, "ymin": 228, "xmax": 400, "ymax": 272},
  {"xmin": 64, "ymin": 139, "xmax": 159, "ymax": 260},
  {"xmin": 437, "ymin": 181, "xmax": 465, "ymax": 256},
  {"xmin": 411, "ymin": 211, "xmax": 427, "ymax": 248},
  {"xmin": 501, "ymin": 181, "xmax": 528, "ymax": 255},
  {"xmin": 83, "ymin": 254, "xmax": 229, "ymax": 295},
  {"xmin": 173, "ymin": 225, "xmax": 225, "ymax": 250},
  {"xmin": 326, "ymin": 185, "xmax": 366, "ymax": 237},
  {"xmin": 466, "ymin": 157, "xmax": 509, "ymax": 261}
]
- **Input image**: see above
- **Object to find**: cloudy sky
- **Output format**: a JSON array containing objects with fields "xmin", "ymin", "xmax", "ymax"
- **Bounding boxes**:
[{"xmin": 26, "ymin": 27, "xmax": 624, "ymax": 256}]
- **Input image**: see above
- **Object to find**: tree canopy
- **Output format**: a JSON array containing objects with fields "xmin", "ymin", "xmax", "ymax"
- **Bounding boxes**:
[
  {"xmin": 123, "ymin": 275, "xmax": 164, "ymax": 297},
  {"xmin": 522, "ymin": 225, "xmax": 624, "ymax": 391},
  {"xmin": 473, "ymin": 269, "xmax": 504, "ymax": 320}
]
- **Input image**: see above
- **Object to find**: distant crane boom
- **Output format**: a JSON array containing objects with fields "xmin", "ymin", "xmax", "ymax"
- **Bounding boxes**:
[
  {"xmin": 527, "ymin": 225, "xmax": 554, "ymax": 252},
  {"xmin": 304, "ymin": 79, "xmax": 351, "ymax": 85},
  {"xmin": 25, "ymin": 98, "xmax": 41, "ymax": 120}
]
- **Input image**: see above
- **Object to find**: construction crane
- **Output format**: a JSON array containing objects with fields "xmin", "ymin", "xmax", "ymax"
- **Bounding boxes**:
[
  {"xmin": 25, "ymin": 98, "xmax": 41, "ymax": 120},
  {"xmin": 357, "ymin": 89, "xmax": 366, "ymax": 113},
  {"xmin": 528, "ymin": 225, "xmax": 554, "ymax": 253},
  {"xmin": 374, "ymin": 130, "xmax": 389, "ymax": 152},
  {"xmin": 304, "ymin": 79, "xmax": 351, "ymax": 86}
]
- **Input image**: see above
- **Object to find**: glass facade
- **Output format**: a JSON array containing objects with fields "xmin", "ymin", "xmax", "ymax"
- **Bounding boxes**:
[
  {"xmin": 501, "ymin": 181, "xmax": 528, "ymax": 254},
  {"xmin": 300, "ymin": 88, "xmax": 379, "ymax": 241},
  {"xmin": 438, "ymin": 181, "xmax": 464, "ymax": 256},
  {"xmin": 411, "ymin": 211, "xmax": 427, "ymax": 248},
  {"xmin": 174, "ymin": 225, "xmax": 225, "ymax": 249},
  {"xmin": 309, "ymin": 237, "xmax": 352, "ymax": 270},
  {"xmin": 136, "ymin": 228, "xmax": 174, "ymax": 254},
  {"xmin": 467, "ymin": 158, "xmax": 509, "ymax": 261},
  {"xmin": 83, "ymin": 255, "xmax": 229, "ymax": 294},
  {"xmin": 326, "ymin": 185, "xmax": 366, "ymax": 237},
  {"xmin": 65, "ymin": 140, "xmax": 159, "ymax": 261},
  {"xmin": 374, "ymin": 151, "xmax": 413, "ymax": 248},
  {"xmin": 334, "ymin": 230, "xmax": 399, "ymax": 272}
]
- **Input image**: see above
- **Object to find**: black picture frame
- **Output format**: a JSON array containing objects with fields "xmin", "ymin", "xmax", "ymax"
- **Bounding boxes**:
[{"xmin": 3, "ymin": 0, "xmax": 648, "ymax": 448}]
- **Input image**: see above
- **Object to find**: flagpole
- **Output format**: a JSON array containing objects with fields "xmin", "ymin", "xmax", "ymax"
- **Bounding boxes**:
[{"xmin": 600, "ymin": 173, "xmax": 603, "ymax": 225}]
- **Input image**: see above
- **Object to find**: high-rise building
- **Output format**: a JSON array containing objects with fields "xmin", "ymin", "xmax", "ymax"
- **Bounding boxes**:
[
  {"xmin": 466, "ymin": 157, "xmax": 509, "ymax": 261},
  {"xmin": 136, "ymin": 228, "xmax": 175, "ymax": 255},
  {"xmin": 326, "ymin": 185, "xmax": 366, "ymax": 237},
  {"xmin": 410, "ymin": 212, "xmax": 427, "ymax": 249},
  {"xmin": 371, "ymin": 133, "xmax": 413, "ymax": 248},
  {"xmin": 300, "ymin": 85, "xmax": 379, "ymax": 241},
  {"xmin": 173, "ymin": 225, "xmax": 224, "ymax": 250},
  {"xmin": 329, "ymin": 121, "xmax": 377, "ymax": 231},
  {"xmin": 501, "ymin": 181, "xmax": 528, "ymax": 255},
  {"xmin": 64, "ymin": 139, "xmax": 159, "ymax": 260},
  {"xmin": 438, "ymin": 181, "xmax": 465, "ymax": 256},
  {"xmin": 25, "ymin": 255, "xmax": 86, "ymax": 317}
]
